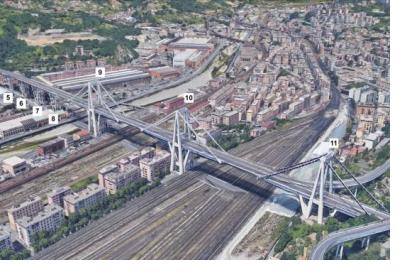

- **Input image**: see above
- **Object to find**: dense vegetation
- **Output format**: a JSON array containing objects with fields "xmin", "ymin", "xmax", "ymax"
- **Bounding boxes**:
[
  {"xmin": 69, "ymin": 175, "xmax": 98, "ymax": 192},
  {"xmin": 274, "ymin": 215, "xmax": 378, "ymax": 259},
  {"xmin": 0, "ymin": 248, "xmax": 31, "ymax": 260},
  {"xmin": 0, "ymin": 4, "xmax": 140, "ymax": 74},
  {"xmin": 212, "ymin": 123, "xmax": 253, "ymax": 150}
]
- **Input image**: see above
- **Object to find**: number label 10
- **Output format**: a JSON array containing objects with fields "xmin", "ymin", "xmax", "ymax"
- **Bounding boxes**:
[{"xmin": 183, "ymin": 93, "xmax": 194, "ymax": 104}]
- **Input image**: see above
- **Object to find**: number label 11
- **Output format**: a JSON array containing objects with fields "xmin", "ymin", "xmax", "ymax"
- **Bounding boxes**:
[{"xmin": 329, "ymin": 138, "xmax": 339, "ymax": 149}]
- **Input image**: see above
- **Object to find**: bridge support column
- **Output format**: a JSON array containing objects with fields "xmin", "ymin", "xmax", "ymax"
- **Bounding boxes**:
[
  {"xmin": 169, "ymin": 110, "xmax": 192, "ymax": 175},
  {"xmin": 4, "ymin": 76, "xmax": 14, "ymax": 90},
  {"xmin": 366, "ymin": 236, "xmax": 370, "ymax": 251},
  {"xmin": 328, "ymin": 160, "xmax": 334, "ymax": 193},
  {"xmin": 300, "ymin": 156, "xmax": 329, "ymax": 224},
  {"xmin": 335, "ymin": 244, "xmax": 344, "ymax": 260},
  {"xmin": 318, "ymin": 157, "xmax": 327, "ymax": 224},
  {"xmin": 361, "ymin": 236, "xmax": 370, "ymax": 251},
  {"xmin": 18, "ymin": 81, "xmax": 29, "ymax": 97},
  {"xmin": 33, "ymin": 88, "xmax": 45, "ymax": 105},
  {"xmin": 87, "ymin": 82, "xmax": 99, "ymax": 137},
  {"xmin": 50, "ymin": 94, "xmax": 60, "ymax": 111},
  {"xmin": 85, "ymin": 80, "xmax": 119, "ymax": 138},
  {"xmin": 299, "ymin": 195, "xmax": 310, "ymax": 219}
]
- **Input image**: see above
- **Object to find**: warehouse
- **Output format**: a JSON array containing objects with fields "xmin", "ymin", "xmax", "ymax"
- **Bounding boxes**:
[{"xmin": 2, "ymin": 156, "xmax": 30, "ymax": 177}]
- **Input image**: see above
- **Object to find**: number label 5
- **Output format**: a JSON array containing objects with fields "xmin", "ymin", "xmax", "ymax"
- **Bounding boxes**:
[{"xmin": 3, "ymin": 92, "xmax": 13, "ymax": 104}]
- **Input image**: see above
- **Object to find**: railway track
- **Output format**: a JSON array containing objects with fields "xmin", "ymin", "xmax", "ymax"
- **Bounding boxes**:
[
  {"xmin": 33, "ymin": 172, "xmax": 203, "ymax": 259},
  {"xmin": 84, "ymin": 181, "xmax": 216, "ymax": 259},
  {"xmin": 32, "ymin": 106, "xmax": 335, "ymax": 260}
]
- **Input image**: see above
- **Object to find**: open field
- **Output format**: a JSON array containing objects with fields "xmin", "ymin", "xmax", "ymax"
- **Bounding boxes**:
[
  {"xmin": 18, "ymin": 32, "xmax": 106, "ymax": 46},
  {"xmin": 232, "ymin": 212, "xmax": 288, "ymax": 259}
]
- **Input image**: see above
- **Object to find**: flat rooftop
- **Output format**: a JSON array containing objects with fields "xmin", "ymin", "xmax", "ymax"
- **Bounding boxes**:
[
  {"xmin": 64, "ymin": 183, "xmax": 105, "ymax": 204},
  {"xmin": 16, "ymin": 205, "xmax": 63, "ymax": 228},
  {"xmin": 8, "ymin": 196, "xmax": 42, "ymax": 211},
  {"xmin": 2, "ymin": 156, "xmax": 26, "ymax": 167}
]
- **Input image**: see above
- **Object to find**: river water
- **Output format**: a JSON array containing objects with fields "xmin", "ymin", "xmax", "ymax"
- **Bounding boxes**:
[{"xmin": 131, "ymin": 67, "xmax": 214, "ymax": 106}]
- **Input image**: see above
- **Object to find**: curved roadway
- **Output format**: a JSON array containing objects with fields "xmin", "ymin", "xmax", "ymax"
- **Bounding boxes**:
[
  {"xmin": 338, "ymin": 159, "xmax": 390, "ymax": 188},
  {"xmin": 310, "ymin": 219, "xmax": 390, "ymax": 260}
]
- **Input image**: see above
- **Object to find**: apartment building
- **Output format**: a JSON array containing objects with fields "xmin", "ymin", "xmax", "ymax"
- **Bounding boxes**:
[
  {"xmin": 98, "ymin": 149, "xmax": 153, "ymax": 194},
  {"xmin": 7, "ymin": 196, "xmax": 43, "ymax": 231},
  {"xmin": 15, "ymin": 205, "xmax": 64, "ymax": 247},
  {"xmin": 63, "ymin": 184, "xmax": 106, "ymax": 216},
  {"xmin": 139, "ymin": 150, "xmax": 171, "ymax": 181},
  {"xmin": 100, "ymin": 162, "xmax": 140, "ymax": 194},
  {"xmin": 0, "ymin": 225, "xmax": 12, "ymax": 251},
  {"xmin": 222, "ymin": 111, "xmax": 239, "ymax": 126},
  {"xmin": 47, "ymin": 186, "xmax": 72, "ymax": 207}
]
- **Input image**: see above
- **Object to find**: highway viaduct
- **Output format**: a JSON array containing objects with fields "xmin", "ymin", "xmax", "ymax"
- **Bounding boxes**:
[{"xmin": 0, "ymin": 69, "xmax": 390, "ymax": 222}]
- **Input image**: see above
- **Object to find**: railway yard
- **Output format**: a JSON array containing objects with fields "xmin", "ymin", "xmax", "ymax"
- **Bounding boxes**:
[
  {"xmin": 30, "ymin": 110, "xmax": 334, "ymax": 260},
  {"xmin": 0, "ymin": 138, "xmax": 136, "ymax": 224}
]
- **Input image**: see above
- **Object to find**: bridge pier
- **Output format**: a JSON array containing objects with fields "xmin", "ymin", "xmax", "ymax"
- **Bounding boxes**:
[
  {"xmin": 3, "ymin": 76, "xmax": 15, "ymax": 90},
  {"xmin": 85, "ymin": 81, "xmax": 119, "ymax": 138},
  {"xmin": 335, "ymin": 244, "xmax": 344, "ymax": 260},
  {"xmin": 329, "ymin": 209, "xmax": 338, "ymax": 217},
  {"xmin": 18, "ymin": 81, "xmax": 30, "ymax": 98},
  {"xmin": 33, "ymin": 88, "xmax": 46, "ymax": 105},
  {"xmin": 328, "ymin": 160, "xmax": 334, "ymax": 193},
  {"xmin": 87, "ymin": 82, "xmax": 99, "ymax": 137},
  {"xmin": 361, "ymin": 236, "xmax": 370, "ymax": 251},
  {"xmin": 49, "ymin": 94, "xmax": 60, "ymax": 111},
  {"xmin": 299, "ymin": 156, "xmax": 329, "ymax": 224},
  {"xmin": 169, "ymin": 110, "xmax": 192, "ymax": 175}
]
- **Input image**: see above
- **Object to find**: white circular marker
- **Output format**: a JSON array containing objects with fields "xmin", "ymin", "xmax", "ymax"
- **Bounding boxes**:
[{"xmin": 95, "ymin": 67, "xmax": 106, "ymax": 78}]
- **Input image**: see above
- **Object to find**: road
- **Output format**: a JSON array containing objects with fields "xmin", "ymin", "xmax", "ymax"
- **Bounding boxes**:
[
  {"xmin": 340, "ymin": 159, "xmax": 390, "ymax": 188},
  {"xmin": 310, "ymin": 219, "xmax": 390, "ymax": 260}
]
